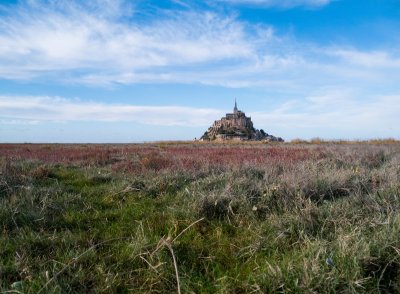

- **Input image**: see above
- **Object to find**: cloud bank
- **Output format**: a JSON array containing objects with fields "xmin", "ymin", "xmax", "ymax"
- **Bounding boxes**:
[
  {"xmin": 252, "ymin": 89, "xmax": 400, "ymax": 139},
  {"xmin": 0, "ymin": 0, "xmax": 398, "ymax": 92},
  {"xmin": 0, "ymin": 95, "xmax": 223, "ymax": 127},
  {"xmin": 1, "ymin": 93, "xmax": 399, "ymax": 140},
  {"xmin": 0, "ymin": 1, "xmax": 254, "ymax": 83}
]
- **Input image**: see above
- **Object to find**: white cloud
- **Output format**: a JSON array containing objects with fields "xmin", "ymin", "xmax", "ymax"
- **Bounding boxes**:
[
  {"xmin": 0, "ymin": 1, "xmax": 255, "ymax": 81},
  {"xmin": 1, "ymin": 91, "xmax": 399, "ymax": 140},
  {"xmin": 0, "ymin": 119, "xmax": 40, "ymax": 125},
  {"xmin": 215, "ymin": 0, "xmax": 331, "ymax": 8},
  {"xmin": 252, "ymin": 89, "xmax": 400, "ymax": 139},
  {"xmin": 330, "ymin": 49, "xmax": 400, "ymax": 68},
  {"xmin": 0, "ymin": 95, "xmax": 223, "ymax": 127},
  {"xmin": 0, "ymin": 0, "xmax": 399, "ymax": 94}
]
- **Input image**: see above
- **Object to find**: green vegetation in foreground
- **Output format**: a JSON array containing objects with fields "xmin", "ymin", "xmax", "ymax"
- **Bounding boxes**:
[{"xmin": 1, "ymin": 143, "xmax": 400, "ymax": 293}]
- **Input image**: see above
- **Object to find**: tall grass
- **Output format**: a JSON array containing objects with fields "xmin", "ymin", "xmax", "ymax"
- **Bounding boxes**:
[{"xmin": 1, "ymin": 142, "xmax": 400, "ymax": 292}]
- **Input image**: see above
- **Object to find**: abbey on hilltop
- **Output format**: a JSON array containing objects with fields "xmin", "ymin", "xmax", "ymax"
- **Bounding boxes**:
[{"xmin": 200, "ymin": 100, "xmax": 284, "ymax": 142}]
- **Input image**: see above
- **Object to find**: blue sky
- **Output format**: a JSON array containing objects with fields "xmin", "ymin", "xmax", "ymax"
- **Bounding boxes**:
[{"xmin": 0, "ymin": 0, "xmax": 399, "ymax": 142}]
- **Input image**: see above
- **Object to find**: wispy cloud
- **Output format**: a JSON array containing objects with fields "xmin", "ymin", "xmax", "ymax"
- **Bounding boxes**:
[
  {"xmin": 0, "ymin": 119, "xmax": 40, "ymax": 125},
  {"xmin": 215, "ymin": 0, "xmax": 331, "ymax": 8},
  {"xmin": 1, "ymin": 91, "xmax": 399, "ymax": 140},
  {"xmin": 330, "ymin": 49, "xmax": 400, "ymax": 68},
  {"xmin": 0, "ymin": 0, "xmax": 255, "ymax": 82},
  {"xmin": 0, "ymin": 95, "xmax": 223, "ymax": 127},
  {"xmin": 0, "ymin": 0, "xmax": 399, "ymax": 94},
  {"xmin": 252, "ymin": 88, "xmax": 400, "ymax": 139}
]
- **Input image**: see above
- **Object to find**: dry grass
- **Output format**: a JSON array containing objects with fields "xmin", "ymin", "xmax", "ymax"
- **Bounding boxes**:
[{"xmin": 1, "ymin": 141, "xmax": 400, "ymax": 292}]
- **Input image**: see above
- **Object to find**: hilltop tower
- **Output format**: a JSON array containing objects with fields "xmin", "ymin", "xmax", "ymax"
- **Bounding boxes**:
[{"xmin": 234, "ymin": 99, "xmax": 238, "ymax": 113}]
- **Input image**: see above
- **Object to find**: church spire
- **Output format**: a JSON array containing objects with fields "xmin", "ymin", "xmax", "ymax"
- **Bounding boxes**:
[{"xmin": 234, "ymin": 98, "xmax": 238, "ymax": 112}]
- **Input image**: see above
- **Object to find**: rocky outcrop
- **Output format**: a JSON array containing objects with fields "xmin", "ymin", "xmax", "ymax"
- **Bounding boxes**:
[{"xmin": 200, "ymin": 101, "xmax": 284, "ymax": 142}]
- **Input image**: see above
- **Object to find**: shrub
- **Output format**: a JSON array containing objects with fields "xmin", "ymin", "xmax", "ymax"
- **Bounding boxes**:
[
  {"xmin": 140, "ymin": 152, "xmax": 174, "ymax": 171},
  {"xmin": 0, "ymin": 161, "xmax": 26, "ymax": 197},
  {"xmin": 199, "ymin": 196, "xmax": 235, "ymax": 220},
  {"xmin": 30, "ymin": 165, "xmax": 54, "ymax": 180}
]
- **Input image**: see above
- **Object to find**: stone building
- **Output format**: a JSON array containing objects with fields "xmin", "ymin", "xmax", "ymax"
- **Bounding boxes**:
[{"xmin": 200, "ymin": 100, "xmax": 284, "ymax": 142}]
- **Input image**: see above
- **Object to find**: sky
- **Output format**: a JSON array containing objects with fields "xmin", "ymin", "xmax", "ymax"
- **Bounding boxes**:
[{"xmin": 0, "ymin": 0, "xmax": 399, "ymax": 142}]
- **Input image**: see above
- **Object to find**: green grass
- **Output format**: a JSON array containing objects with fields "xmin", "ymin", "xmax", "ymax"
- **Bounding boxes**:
[{"xmin": 1, "ymin": 142, "xmax": 400, "ymax": 293}]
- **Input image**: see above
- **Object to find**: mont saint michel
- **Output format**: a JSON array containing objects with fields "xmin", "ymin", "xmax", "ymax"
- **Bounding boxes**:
[{"xmin": 201, "ymin": 101, "xmax": 284, "ymax": 142}]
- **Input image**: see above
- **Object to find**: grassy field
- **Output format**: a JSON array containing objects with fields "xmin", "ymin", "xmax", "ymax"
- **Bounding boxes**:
[{"xmin": 1, "ymin": 141, "xmax": 400, "ymax": 293}]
